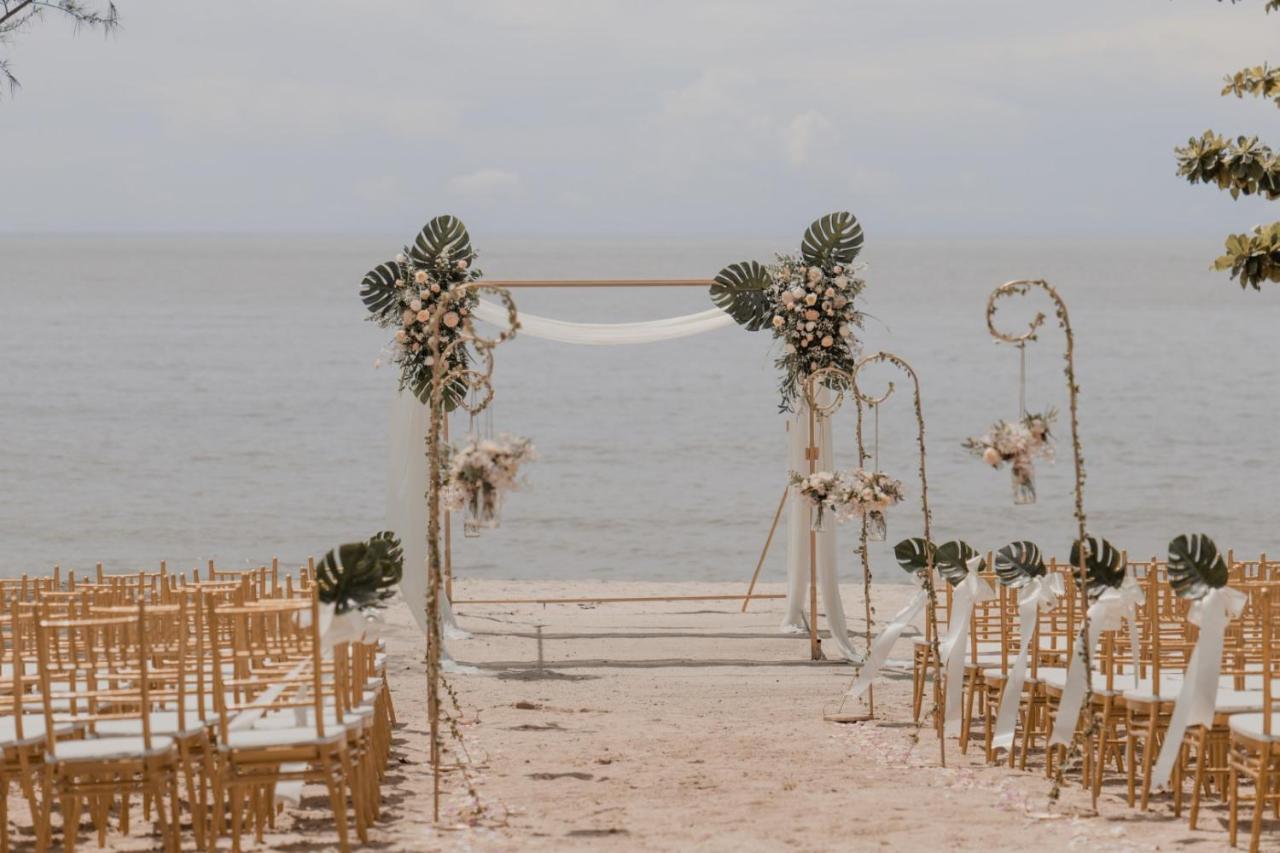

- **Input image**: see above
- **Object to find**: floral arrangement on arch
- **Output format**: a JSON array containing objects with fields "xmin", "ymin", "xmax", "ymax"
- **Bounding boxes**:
[
  {"xmin": 359, "ymin": 215, "xmax": 483, "ymax": 409},
  {"xmin": 790, "ymin": 468, "xmax": 905, "ymax": 533},
  {"xmin": 962, "ymin": 409, "xmax": 1057, "ymax": 504},
  {"xmin": 442, "ymin": 434, "xmax": 537, "ymax": 534},
  {"xmin": 710, "ymin": 212, "xmax": 867, "ymax": 411}
]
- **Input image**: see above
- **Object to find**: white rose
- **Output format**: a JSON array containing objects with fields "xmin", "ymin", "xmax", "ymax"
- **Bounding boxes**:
[
  {"xmin": 982, "ymin": 447, "xmax": 1002, "ymax": 467},
  {"xmin": 784, "ymin": 343, "xmax": 796, "ymax": 354},
  {"xmin": 457, "ymin": 259, "xmax": 468, "ymax": 270},
  {"xmin": 414, "ymin": 270, "xmax": 428, "ymax": 284},
  {"xmin": 394, "ymin": 278, "xmax": 405, "ymax": 288},
  {"xmin": 807, "ymin": 267, "xmax": 822, "ymax": 283},
  {"xmin": 410, "ymin": 299, "xmax": 423, "ymax": 312},
  {"xmin": 402, "ymin": 310, "xmax": 416, "ymax": 325},
  {"xmin": 417, "ymin": 309, "xmax": 431, "ymax": 323},
  {"xmin": 833, "ymin": 276, "xmax": 849, "ymax": 289},
  {"xmin": 443, "ymin": 311, "xmax": 460, "ymax": 328},
  {"xmin": 821, "ymin": 335, "xmax": 833, "ymax": 348},
  {"xmin": 394, "ymin": 330, "xmax": 408, "ymax": 343},
  {"xmin": 772, "ymin": 315, "xmax": 785, "ymax": 328}
]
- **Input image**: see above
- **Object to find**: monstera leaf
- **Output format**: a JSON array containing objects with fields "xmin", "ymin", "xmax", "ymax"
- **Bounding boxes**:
[
  {"xmin": 894, "ymin": 537, "xmax": 936, "ymax": 578},
  {"xmin": 360, "ymin": 261, "xmax": 401, "ymax": 316},
  {"xmin": 409, "ymin": 215, "xmax": 473, "ymax": 266},
  {"xmin": 710, "ymin": 260, "xmax": 773, "ymax": 331},
  {"xmin": 994, "ymin": 541, "xmax": 1046, "ymax": 589},
  {"xmin": 1167, "ymin": 533, "xmax": 1229, "ymax": 600},
  {"xmin": 935, "ymin": 540, "xmax": 983, "ymax": 586},
  {"xmin": 316, "ymin": 531, "xmax": 404, "ymax": 613},
  {"xmin": 801, "ymin": 211, "xmax": 864, "ymax": 267},
  {"xmin": 1069, "ymin": 535, "xmax": 1125, "ymax": 597}
]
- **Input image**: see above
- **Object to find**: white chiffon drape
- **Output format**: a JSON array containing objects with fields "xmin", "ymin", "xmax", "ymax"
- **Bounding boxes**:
[
  {"xmin": 388, "ymin": 301, "xmax": 861, "ymax": 663},
  {"xmin": 387, "ymin": 391, "xmax": 472, "ymax": 671}
]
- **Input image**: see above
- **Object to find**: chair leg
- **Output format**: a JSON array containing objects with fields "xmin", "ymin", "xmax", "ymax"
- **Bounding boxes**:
[
  {"xmin": 1140, "ymin": 712, "xmax": 1159, "ymax": 811},
  {"xmin": 321, "ymin": 756, "xmax": 351, "ymax": 853},
  {"xmin": 1229, "ymin": 760, "xmax": 1240, "ymax": 848},
  {"xmin": 229, "ymin": 782, "xmax": 243, "ymax": 853},
  {"xmin": 1250, "ymin": 747, "xmax": 1269, "ymax": 853},
  {"xmin": 61, "ymin": 794, "xmax": 80, "ymax": 853}
]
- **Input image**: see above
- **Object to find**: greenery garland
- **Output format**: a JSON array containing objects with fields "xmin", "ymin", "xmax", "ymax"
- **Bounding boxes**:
[{"xmin": 710, "ymin": 212, "xmax": 867, "ymax": 411}]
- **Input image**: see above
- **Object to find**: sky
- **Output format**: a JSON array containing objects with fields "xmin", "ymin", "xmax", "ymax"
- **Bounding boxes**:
[{"xmin": 1, "ymin": 0, "xmax": 1277, "ymax": 237}]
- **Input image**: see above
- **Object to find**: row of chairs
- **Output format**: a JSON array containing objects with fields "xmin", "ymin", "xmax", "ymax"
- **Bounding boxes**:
[
  {"xmin": 0, "ymin": 561, "xmax": 396, "ymax": 852},
  {"xmin": 910, "ymin": 551, "xmax": 1280, "ymax": 852}
]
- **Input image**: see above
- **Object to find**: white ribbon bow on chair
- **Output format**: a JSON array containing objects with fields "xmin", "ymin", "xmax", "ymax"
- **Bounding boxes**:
[
  {"xmin": 1050, "ymin": 573, "xmax": 1145, "ymax": 747},
  {"xmin": 1149, "ymin": 585, "xmax": 1248, "ymax": 788},
  {"xmin": 845, "ymin": 585, "xmax": 929, "ymax": 702},
  {"xmin": 939, "ymin": 558, "xmax": 996, "ymax": 738},
  {"xmin": 991, "ymin": 572, "xmax": 1064, "ymax": 751}
]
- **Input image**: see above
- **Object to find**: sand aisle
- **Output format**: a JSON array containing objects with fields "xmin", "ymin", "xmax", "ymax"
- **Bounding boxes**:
[{"xmin": 339, "ymin": 579, "xmax": 1237, "ymax": 853}]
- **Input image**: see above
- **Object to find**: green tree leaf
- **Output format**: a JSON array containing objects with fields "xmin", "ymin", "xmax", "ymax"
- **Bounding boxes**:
[
  {"xmin": 800, "ymin": 212, "xmax": 864, "ymax": 266},
  {"xmin": 993, "ymin": 541, "xmax": 1046, "ymax": 588},
  {"xmin": 894, "ymin": 537, "xmax": 936, "ymax": 577},
  {"xmin": 410, "ymin": 215, "xmax": 473, "ymax": 267},
  {"xmin": 710, "ymin": 260, "xmax": 773, "ymax": 331},
  {"xmin": 935, "ymin": 540, "xmax": 983, "ymax": 586},
  {"xmin": 1167, "ymin": 533, "xmax": 1229, "ymax": 599}
]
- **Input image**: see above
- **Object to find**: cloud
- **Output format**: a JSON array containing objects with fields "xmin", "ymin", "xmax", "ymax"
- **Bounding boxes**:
[
  {"xmin": 446, "ymin": 169, "xmax": 523, "ymax": 201},
  {"xmin": 783, "ymin": 111, "xmax": 833, "ymax": 168}
]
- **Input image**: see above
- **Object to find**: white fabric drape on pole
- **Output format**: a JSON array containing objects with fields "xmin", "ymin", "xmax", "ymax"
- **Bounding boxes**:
[
  {"xmin": 781, "ymin": 400, "xmax": 862, "ymax": 662},
  {"xmin": 472, "ymin": 299, "xmax": 736, "ymax": 345},
  {"xmin": 388, "ymin": 391, "xmax": 470, "ymax": 667}
]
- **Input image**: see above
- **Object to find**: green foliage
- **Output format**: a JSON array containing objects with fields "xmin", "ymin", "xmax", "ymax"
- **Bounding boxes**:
[
  {"xmin": 410, "ymin": 215, "xmax": 474, "ymax": 267},
  {"xmin": 994, "ymin": 540, "xmax": 1046, "ymax": 588},
  {"xmin": 934, "ymin": 540, "xmax": 983, "ymax": 586},
  {"xmin": 1178, "ymin": 2, "xmax": 1280, "ymax": 288},
  {"xmin": 315, "ymin": 531, "xmax": 404, "ymax": 614},
  {"xmin": 893, "ymin": 537, "xmax": 936, "ymax": 577},
  {"xmin": 710, "ymin": 261, "xmax": 773, "ymax": 331},
  {"xmin": 1176, "ymin": 131, "xmax": 1280, "ymax": 200},
  {"xmin": 1167, "ymin": 533, "xmax": 1229, "ymax": 600},
  {"xmin": 1069, "ymin": 535, "xmax": 1125, "ymax": 598},
  {"xmin": 1222, "ymin": 64, "xmax": 1280, "ymax": 106},
  {"xmin": 801, "ymin": 212, "xmax": 864, "ymax": 267},
  {"xmin": 1214, "ymin": 222, "xmax": 1280, "ymax": 289}
]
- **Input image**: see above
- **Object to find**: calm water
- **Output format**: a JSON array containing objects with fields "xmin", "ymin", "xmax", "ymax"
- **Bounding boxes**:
[{"xmin": 2, "ymin": 235, "xmax": 1279, "ymax": 583}]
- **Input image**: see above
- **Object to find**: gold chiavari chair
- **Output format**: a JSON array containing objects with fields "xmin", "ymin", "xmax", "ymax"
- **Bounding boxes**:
[
  {"xmin": 34, "ymin": 602, "xmax": 183, "ymax": 852},
  {"xmin": 1227, "ymin": 586, "xmax": 1280, "ymax": 850},
  {"xmin": 206, "ymin": 590, "xmax": 358, "ymax": 853}
]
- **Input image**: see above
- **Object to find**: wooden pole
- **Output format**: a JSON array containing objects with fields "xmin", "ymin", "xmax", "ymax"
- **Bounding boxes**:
[
  {"xmin": 443, "ymin": 415, "xmax": 453, "ymax": 603},
  {"xmin": 742, "ymin": 485, "xmax": 790, "ymax": 613},
  {"xmin": 807, "ymin": 403, "xmax": 822, "ymax": 661}
]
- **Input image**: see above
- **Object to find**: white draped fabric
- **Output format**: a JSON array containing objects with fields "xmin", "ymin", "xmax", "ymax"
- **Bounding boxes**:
[
  {"xmin": 388, "ymin": 391, "xmax": 471, "ymax": 668},
  {"xmin": 390, "ymin": 300, "xmax": 860, "ymax": 663},
  {"xmin": 472, "ymin": 299, "xmax": 736, "ymax": 345},
  {"xmin": 781, "ymin": 403, "xmax": 863, "ymax": 662}
]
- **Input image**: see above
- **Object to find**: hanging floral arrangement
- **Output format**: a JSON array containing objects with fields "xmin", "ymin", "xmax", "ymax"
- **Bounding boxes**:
[
  {"xmin": 962, "ymin": 409, "xmax": 1057, "ymax": 504},
  {"xmin": 710, "ymin": 212, "xmax": 867, "ymax": 411},
  {"xmin": 790, "ymin": 468, "xmax": 905, "ymax": 533},
  {"xmin": 442, "ymin": 435, "xmax": 537, "ymax": 534}
]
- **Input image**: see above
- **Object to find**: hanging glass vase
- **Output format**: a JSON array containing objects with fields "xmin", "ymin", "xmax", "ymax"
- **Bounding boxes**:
[
  {"xmin": 1011, "ymin": 460, "xmax": 1036, "ymax": 505},
  {"xmin": 866, "ymin": 509, "xmax": 887, "ymax": 541},
  {"xmin": 811, "ymin": 503, "xmax": 826, "ymax": 532},
  {"xmin": 464, "ymin": 487, "xmax": 503, "ymax": 536}
]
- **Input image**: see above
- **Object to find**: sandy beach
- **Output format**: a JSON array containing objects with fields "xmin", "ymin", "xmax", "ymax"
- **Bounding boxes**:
[{"xmin": 292, "ymin": 579, "xmax": 1241, "ymax": 853}]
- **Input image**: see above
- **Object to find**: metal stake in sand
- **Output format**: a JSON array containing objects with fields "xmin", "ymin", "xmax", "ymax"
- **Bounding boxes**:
[
  {"xmin": 424, "ymin": 283, "xmax": 519, "ymax": 822},
  {"xmin": 850, "ymin": 352, "xmax": 946, "ymax": 767},
  {"xmin": 985, "ymin": 279, "xmax": 1092, "ymax": 807}
]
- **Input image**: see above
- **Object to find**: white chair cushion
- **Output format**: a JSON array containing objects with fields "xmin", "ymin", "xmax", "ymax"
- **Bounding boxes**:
[
  {"xmin": 1215, "ymin": 690, "xmax": 1265, "ymax": 714},
  {"xmin": 222, "ymin": 727, "xmax": 344, "ymax": 750},
  {"xmin": 0, "ymin": 714, "xmax": 78, "ymax": 747},
  {"xmin": 1229, "ymin": 712, "xmax": 1280, "ymax": 742},
  {"xmin": 95, "ymin": 713, "xmax": 208, "ymax": 738},
  {"xmin": 51, "ymin": 735, "xmax": 175, "ymax": 761}
]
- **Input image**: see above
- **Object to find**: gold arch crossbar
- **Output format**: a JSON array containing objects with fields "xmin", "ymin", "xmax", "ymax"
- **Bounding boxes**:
[{"xmin": 484, "ymin": 279, "xmax": 715, "ymax": 288}]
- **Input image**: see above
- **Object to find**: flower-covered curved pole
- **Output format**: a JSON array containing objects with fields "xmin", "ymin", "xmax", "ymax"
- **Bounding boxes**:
[
  {"xmin": 424, "ymin": 281, "xmax": 519, "ymax": 819},
  {"xmin": 850, "ymin": 377, "xmax": 894, "ymax": 715},
  {"xmin": 851, "ymin": 351, "xmax": 946, "ymax": 767},
  {"xmin": 986, "ymin": 278, "xmax": 1091, "ymax": 801}
]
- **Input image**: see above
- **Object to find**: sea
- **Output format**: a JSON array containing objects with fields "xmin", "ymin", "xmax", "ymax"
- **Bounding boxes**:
[{"xmin": 3, "ymin": 235, "xmax": 1279, "ymax": 584}]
